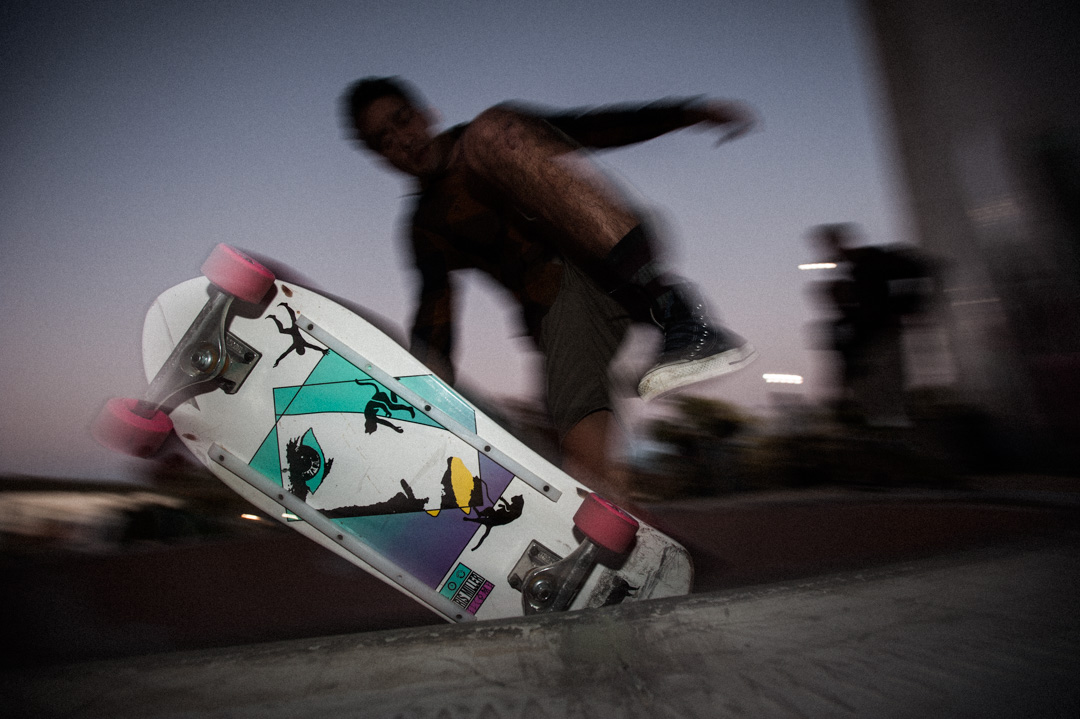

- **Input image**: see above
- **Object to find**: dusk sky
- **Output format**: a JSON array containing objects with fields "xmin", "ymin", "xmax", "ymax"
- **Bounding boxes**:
[{"xmin": 1, "ymin": 0, "xmax": 908, "ymax": 481}]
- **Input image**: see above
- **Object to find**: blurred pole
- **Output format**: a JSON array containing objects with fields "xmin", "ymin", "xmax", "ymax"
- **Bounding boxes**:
[{"xmin": 860, "ymin": 0, "xmax": 1080, "ymax": 469}]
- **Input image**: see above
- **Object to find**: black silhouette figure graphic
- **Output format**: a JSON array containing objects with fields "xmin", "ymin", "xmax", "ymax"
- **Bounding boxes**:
[
  {"xmin": 285, "ymin": 434, "xmax": 333, "ymax": 502},
  {"xmin": 266, "ymin": 303, "xmax": 330, "ymax": 367},
  {"xmin": 433, "ymin": 456, "xmax": 525, "ymax": 550},
  {"xmin": 320, "ymin": 478, "xmax": 429, "ymax": 519},
  {"xmin": 464, "ymin": 494, "xmax": 524, "ymax": 551},
  {"xmin": 354, "ymin": 380, "xmax": 416, "ymax": 434}
]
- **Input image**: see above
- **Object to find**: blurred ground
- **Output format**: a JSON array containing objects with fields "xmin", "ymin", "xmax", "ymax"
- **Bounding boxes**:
[
  {"xmin": 3, "ymin": 503, "xmax": 1077, "ymax": 718},
  {"xmin": 2, "ymin": 403, "xmax": 1079, "ymax": 717},
  {"xmin": 2, "ymin": 467, "xmax": 1076, "ymax": 665}
]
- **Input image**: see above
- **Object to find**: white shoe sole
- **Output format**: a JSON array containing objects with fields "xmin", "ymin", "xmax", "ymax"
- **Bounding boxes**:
[{"xmin": 637, "ymin": 343, "xmax": 758, "ymax": 401}]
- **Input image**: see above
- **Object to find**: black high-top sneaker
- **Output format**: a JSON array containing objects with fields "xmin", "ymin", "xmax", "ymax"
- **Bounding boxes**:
[{"xmin": 637, "ymin": 284, "xmax": 757, "ymax": 401}]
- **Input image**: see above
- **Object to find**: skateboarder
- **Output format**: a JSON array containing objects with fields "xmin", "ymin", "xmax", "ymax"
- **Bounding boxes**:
[{"xmin": 342, "ymin": 77, "xmax": 757, "ymax": 501}]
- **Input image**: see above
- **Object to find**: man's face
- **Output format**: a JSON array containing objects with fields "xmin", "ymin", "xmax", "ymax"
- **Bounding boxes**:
[
  {"xmin": 356, "ymin": 94, "xmax": 438, "ymax": 177},
  {"xmin": 815, "ymin": 230, "xmax": 844, "ymax": 261}
]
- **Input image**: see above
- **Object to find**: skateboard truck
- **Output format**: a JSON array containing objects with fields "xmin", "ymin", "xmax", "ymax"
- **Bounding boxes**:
[
  {"xmin": 94, "ymin": 245, "xmax": 275, "ymax": 457},
  {"xmin": 138, "ymin": 287, "xmax": 262, "ymax": 413},
  {"xmin": 520, "ymin": 538, "xmax": 604, "ymax": 614},
  {"xmin": 516, "ymin": 494, "xmax": 639, "ymax": 614}
]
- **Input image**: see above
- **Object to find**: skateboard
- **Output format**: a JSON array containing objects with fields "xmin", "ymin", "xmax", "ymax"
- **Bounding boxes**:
[{"xmin": 94, "ymin": 245, "xmax": 693, "ymax": 622}]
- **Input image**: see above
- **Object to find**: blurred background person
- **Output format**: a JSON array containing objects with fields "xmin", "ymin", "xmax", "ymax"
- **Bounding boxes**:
[{"xmin": 810, "ymin": 223, "xmax": 938, "ymax": 428}]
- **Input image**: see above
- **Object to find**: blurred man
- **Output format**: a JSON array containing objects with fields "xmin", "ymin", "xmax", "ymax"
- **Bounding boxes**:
[
  {"xmin": 342, "ymin": 77, "xmax": 757, "ymax": 500},
  {"xmin": 812, "ymin": 223, "xmax": 936, "ymax": 427}
]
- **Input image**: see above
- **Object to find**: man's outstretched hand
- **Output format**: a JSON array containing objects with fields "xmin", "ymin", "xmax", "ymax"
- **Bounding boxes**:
[{"xmin": 687, "ymin": 99, "xmax": 758, "ymax": 145}]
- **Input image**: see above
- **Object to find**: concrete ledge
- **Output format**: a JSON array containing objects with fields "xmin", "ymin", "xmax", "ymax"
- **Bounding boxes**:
[{"xmin": 6, "ymin": 538, "xmax": 1079, "ymax": 718}]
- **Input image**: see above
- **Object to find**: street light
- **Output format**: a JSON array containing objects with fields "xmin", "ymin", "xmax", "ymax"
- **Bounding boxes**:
[{"xmin": 763, "ymin": 373, "xmax": 804, "ymax": 384}]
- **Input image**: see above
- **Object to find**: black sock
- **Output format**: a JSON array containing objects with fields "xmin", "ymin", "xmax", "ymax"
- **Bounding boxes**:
[{"xmin": 602, "ymin": 225, "xmax": 674, "ymax": 307}]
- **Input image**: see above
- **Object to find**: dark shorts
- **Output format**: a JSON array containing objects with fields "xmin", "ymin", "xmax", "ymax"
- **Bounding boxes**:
[{"xmin": 539, "ymin": 261, "xmax": 632, "ymax": 439}]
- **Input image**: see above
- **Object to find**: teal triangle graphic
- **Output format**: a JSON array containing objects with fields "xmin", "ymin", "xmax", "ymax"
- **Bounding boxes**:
[
  {"xmin": 307, "ymin": 351, "xmax": 368, "ymax": 386},
  {"xmin": 250, "ymin": 426, "xmax": 283, "ymax": 487},
  {"xmin": 274, "ymin": 386, "xmax": 303, "ymax": 419},
  {"xmin": 268, "ymin": 350, "xmax": 442, "ymax": 430},
  {"xmin": 399, "ymin": 375, "xmax": 476, "ymax": 433}
]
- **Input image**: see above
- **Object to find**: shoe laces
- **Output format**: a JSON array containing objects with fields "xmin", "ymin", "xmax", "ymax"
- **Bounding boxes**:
[{"xmin": 654, "ymin": 291, "xmax": 715, "ymax": 355}]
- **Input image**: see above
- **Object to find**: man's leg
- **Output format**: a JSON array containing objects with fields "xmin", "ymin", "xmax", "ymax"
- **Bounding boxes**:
[
  {"xmin": 604, "ymin": 226, "xmax": 757, "ymax": 399},
  {"xmin": 561, "ymin": 410, "xmax": 630, "ymax": 505},
  {"xmin": 462, "ymin": 106, "xmax": 756, "ymax": 399},
  {"xmin": 540, "ymin": 262, "xmax": 631, "ymax": 499}
]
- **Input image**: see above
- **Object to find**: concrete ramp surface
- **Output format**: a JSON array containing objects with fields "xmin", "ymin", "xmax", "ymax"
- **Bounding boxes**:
[{"xmin": 6, "ymin": 538, "xmax": 1079, "ymax": 718}]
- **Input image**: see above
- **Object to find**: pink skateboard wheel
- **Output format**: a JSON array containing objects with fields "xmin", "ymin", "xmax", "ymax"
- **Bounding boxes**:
[
  {"xmin": 92, "ymin": 398, "xmax": 173, "ymax": 457},
  {"xmin": 200, "ymin": 244, "xmax": 276, "ymax": 304},
  {"xmin": 573, "ymin": 493, "xmax": 640, "ymax": 554}
]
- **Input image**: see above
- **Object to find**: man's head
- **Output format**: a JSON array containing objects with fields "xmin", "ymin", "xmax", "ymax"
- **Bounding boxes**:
[
  {"xmin": 342, "ymin": 77, "xmax": 440, "ymax": 177},
  {"xmin": 811, "ymin": 223, "xmax": 856, "ymax": 260}
]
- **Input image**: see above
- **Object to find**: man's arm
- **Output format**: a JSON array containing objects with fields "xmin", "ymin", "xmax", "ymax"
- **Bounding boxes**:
[
  {"xmin": 506, "ymin": 97, "xmax": 757, "ymax": 150},
  {"xmin": 409, "ymin": 225, "xmax": 457, "ymax": 385}
]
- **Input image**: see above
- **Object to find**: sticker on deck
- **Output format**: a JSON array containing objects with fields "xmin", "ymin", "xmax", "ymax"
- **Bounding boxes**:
[
  {"xmin": 439, "ymin": 563, "xmax": 494, "ymax": 615},
  {"xmin": 247, "ymin": 348, "xmax": 523, "ymax": 592}
]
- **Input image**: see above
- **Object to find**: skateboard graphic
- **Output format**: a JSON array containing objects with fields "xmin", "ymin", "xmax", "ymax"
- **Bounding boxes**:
[{"xmin": 95, "ymin": 245, "xmax": 693, "ymax": 622}]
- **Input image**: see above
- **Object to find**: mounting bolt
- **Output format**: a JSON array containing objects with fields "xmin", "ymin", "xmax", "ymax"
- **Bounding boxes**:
[{"xmin": 529, "ymin": 578, "xmax": 554, "ymax": 603}]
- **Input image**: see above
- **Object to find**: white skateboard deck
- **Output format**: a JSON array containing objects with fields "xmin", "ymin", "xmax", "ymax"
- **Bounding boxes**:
[{"xmin": 142, "ymin": 276, "xmax": 692, "ymax": 622}]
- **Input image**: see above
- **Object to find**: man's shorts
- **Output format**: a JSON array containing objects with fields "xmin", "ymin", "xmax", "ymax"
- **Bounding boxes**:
[{"xmin": 539, "ymin": 260, "xmax": 632, "ymax": 440}]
